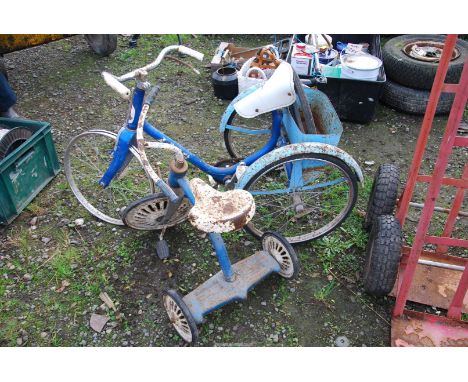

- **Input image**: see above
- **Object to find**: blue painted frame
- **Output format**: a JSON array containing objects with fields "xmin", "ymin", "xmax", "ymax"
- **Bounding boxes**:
[{"xmin": 99, "ymin": 88, "xmax": 282, "ymax": 187}]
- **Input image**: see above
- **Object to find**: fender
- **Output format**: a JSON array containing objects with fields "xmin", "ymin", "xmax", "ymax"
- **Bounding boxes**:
[
  {"xmin": 235, "ymin": 142, "xmax": 364, "ymax": 190},
  {"xmin": 219, "ymin": 85, "xmax": 260, "ymax": 133}
]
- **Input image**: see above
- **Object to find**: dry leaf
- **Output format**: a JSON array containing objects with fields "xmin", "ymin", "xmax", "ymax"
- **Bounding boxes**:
[
  {"xmin": 56, "ymin": 280, "xmax": 70, "ymax": 293},
  {"xmin": 99, "ymin": 292, "xmax": 116, "ymax": 312},
  {"xmin": 167, "ymin": 271, "xmax": 173, "ymax": 278}
]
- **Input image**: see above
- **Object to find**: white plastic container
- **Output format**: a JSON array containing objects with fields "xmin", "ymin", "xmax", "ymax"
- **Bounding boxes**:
[{"xmin": 340, "ymin": 53, "xmax": 382, "ymax": 81}]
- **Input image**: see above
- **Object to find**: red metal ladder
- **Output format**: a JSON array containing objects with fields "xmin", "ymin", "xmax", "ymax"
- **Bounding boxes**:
[{"xmin": 391, "ymin": 34, "xmax": 467, "ymax": 346}]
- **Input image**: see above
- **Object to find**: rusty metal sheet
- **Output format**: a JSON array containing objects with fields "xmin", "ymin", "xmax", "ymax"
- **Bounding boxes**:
[
  {"xmin": 0, "ymin": 34, "xmax": 72, "ymax": 54},
  {"xmin": 391, "ymin": 248, "xmax": 468, "ymax": 313},
  {"xmin": 392, "ymin": 310, "xmax": 468, "ymax": 346}
]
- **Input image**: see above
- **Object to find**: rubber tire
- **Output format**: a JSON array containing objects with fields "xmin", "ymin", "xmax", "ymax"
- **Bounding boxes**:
[
  {"xmin": 292, "ymin": 70, "xmax": 316, "ymax": 134},
  {"xmin": 382, "ymin": 34, "xmax": 468, "ymax": 90},
  {"xmin": 262, "ymin": 231, "xmax": 300, "ymax": 279},
  {"xmin": 223, "ymin": 110, "xmax": 272, "ymax": 159},
  {"xmin": 381, "ymin": 79, "xmax": 454, "ymax": 115},
  {"xmin": 84, "ymin": 35, "xmax": 117, "ymax": 57},
  {"xmin": 162, "ymin": 289, "xmax": 199, "ymax": 345},
  {"xmin": 364, "ymin": 164, "xmax": 400, "ymax": 231},
  {"xmin": 363, "ymin": 215, "xmax": 402, "ymax": 296},
  {"xmin": 64, "ymin": 130, "xmax": 154, "ymax": 226},
  {"xmin": 243, "ymin": 153, "xmax": 358, "ymax": 244}
]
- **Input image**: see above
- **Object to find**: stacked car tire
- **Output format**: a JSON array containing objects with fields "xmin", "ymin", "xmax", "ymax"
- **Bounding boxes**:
[{"xmin": 381, "ymin": 35, "xmax": 468, "ymax": 115}]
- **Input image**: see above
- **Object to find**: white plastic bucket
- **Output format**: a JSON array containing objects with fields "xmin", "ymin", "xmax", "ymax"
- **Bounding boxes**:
[{"xmin": 340, "ymin": 53, "xmax": 382, "ymax": 81}]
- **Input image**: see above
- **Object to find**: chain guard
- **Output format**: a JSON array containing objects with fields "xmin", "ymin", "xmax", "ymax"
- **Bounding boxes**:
[{"xmin": 121, "ymin": 193, "xmax": 190, "ymax": 230}]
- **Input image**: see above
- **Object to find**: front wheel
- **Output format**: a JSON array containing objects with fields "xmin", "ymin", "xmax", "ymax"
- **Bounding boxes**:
[
  {"xmin": 64, "ymin": 130, "xmax": 154, "ymax": 225},
  {"xmin": 162, "ymin": 289, "xmax": 199, "ymax": 344},
  {"xmin": 243, "ymin": 153, "xmax": 358, "ymax": 244}
]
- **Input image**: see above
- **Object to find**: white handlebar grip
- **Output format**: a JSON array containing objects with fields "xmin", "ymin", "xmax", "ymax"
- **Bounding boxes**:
[
  {"xmin": 178, "ymin": 46, "xmax": 204, "ymax": 61},
  {"xmin": 102, "ymin": 72, "xmax": 131, "ymax": 100}
]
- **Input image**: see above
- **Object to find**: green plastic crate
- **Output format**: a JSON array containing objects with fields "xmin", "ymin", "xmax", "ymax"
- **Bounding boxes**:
[{"xmin": 0, "ymin": 117, "xmax": 60, "ymax": 224}]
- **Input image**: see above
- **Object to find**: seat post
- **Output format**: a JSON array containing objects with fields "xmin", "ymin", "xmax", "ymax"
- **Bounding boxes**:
[{"xmin": 209, "ymin": 233, "xmax": 235, "ymax": 282}]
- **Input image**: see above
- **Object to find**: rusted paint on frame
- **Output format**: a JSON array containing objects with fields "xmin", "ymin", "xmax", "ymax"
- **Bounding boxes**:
[{"xmin": 392, "ymin": 310, "xmax": 468, "ymax": 347}]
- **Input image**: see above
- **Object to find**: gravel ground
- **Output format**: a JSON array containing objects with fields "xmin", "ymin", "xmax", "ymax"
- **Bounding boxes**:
[{"xmin": 0, "ymin": 34, "xmax": 466, "ymax": 347}]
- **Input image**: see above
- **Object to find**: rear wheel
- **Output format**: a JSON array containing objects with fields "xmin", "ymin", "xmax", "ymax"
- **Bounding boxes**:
[
  {"xmin": 64, "ymin": 130, "xmax": 154, "ymax": 225},
  {"xmin": 262, "ymin": 231, "xmax": 300, "ymax": 279},
  {"xmin": 223, "ymin": 110, "xmax": 272, "ymax": 159},
  {"xmin": 243, "ymin": 153, "xmax": 358, "ymax": 244}
]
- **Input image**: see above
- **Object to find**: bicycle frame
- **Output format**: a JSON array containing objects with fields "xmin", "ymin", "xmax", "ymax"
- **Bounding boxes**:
[{"xmin": 99, "ymin": 87, "xmax": 282, "ymax": 187}]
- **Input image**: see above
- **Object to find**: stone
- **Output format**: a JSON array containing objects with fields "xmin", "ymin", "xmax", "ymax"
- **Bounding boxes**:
[
  {"xmin": 74, "ymin": 218, "xmax": 85, "ymax": 226},
  {"xmin": 89, "ymin": 313, "xmax": 109, "ymax": 333},
  {"xmin": 335, "ymin": 336, "xmax": 350, "ymax": 347}
]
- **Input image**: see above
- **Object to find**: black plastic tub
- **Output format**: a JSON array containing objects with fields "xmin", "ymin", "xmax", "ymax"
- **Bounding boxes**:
[{"xmin": 289, "ymin": 35, "xmax": 386, "ymax": 124}]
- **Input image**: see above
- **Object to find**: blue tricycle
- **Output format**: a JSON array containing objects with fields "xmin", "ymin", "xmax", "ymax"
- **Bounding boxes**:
[{"xmin": 64, "ymin": 45, "xmax": 363, "ymax": 343}]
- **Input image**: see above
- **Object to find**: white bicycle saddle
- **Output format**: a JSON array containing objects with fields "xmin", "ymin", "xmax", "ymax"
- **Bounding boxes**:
[{"xmin": 234, "ymin": 61, "xmax": 296, "ymax": 118}]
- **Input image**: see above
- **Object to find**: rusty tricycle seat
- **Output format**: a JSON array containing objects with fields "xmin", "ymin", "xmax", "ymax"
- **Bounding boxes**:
[{"xmin": 188, "ymin": 178, "xmax": 255, "ymax": 233}]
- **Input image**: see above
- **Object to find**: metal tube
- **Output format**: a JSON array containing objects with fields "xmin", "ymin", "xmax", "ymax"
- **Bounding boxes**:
[
  {"xmin": 208, "ymin": 233, "xmax": 235, "ymax": 282},
  {"xmin": 418, "ymin": 259, "xmax": 465, "ymax": 272},
  {"xmin": 408, "ymin": 201, "xmax": 468, "ymax": 217}
]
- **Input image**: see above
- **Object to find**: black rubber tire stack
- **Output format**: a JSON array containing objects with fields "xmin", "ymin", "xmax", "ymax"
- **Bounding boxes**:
[{"xmin": 380, "ymin": 35, "xmax": 468, "ymax": 115}]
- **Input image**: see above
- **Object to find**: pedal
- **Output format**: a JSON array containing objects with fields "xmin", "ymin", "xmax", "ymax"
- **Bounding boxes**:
[{"xmin": 156, "ymin": 240, "xmax": 170, "ymax": 260}]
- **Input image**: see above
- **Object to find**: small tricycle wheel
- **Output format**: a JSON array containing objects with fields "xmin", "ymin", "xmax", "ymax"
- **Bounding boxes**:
[
  {"xmin": 363, "ymin": 215, "xmax": 402, "ymax": 296},
  {"xmin": 262, "ymin": 231, "xmax": 300, "ymax": 279},
  {"xmin": 162, "ymin": 289, "xmax": 198, "ymax": 344}
]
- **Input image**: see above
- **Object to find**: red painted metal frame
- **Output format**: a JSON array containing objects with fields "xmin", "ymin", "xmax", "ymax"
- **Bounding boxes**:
[{"xmin": 393, "ymin": 35, "xmax": 468, "ymax": 326}]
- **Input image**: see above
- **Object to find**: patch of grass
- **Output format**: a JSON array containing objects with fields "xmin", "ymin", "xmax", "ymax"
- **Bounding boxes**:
[
  {"xmin": 274, "ymin": 280, "xmax": 290, "ymax": 308},
  {"xmin": 51, "ymin": 248, "xmax": 80, "ymax": 281},
  {"xmin": 314, "ymin": 235, "xmax": 354, "ymax": 274},
  {"xmin": 313, "ymin": 280, "xmax": 337, "ymax": 302},
  {"xmin": 25, "ymin": 201, "xmax": 46, "ymax": 215}
]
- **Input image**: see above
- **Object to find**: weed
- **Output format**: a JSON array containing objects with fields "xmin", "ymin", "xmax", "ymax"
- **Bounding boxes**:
[
  {"xmin": 51, "ymin": 248, "xmax": 80, "ymax": 281},
  {"xmin": 313, "ymin": 280, "xmax": 337, "ymax": 302}
]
